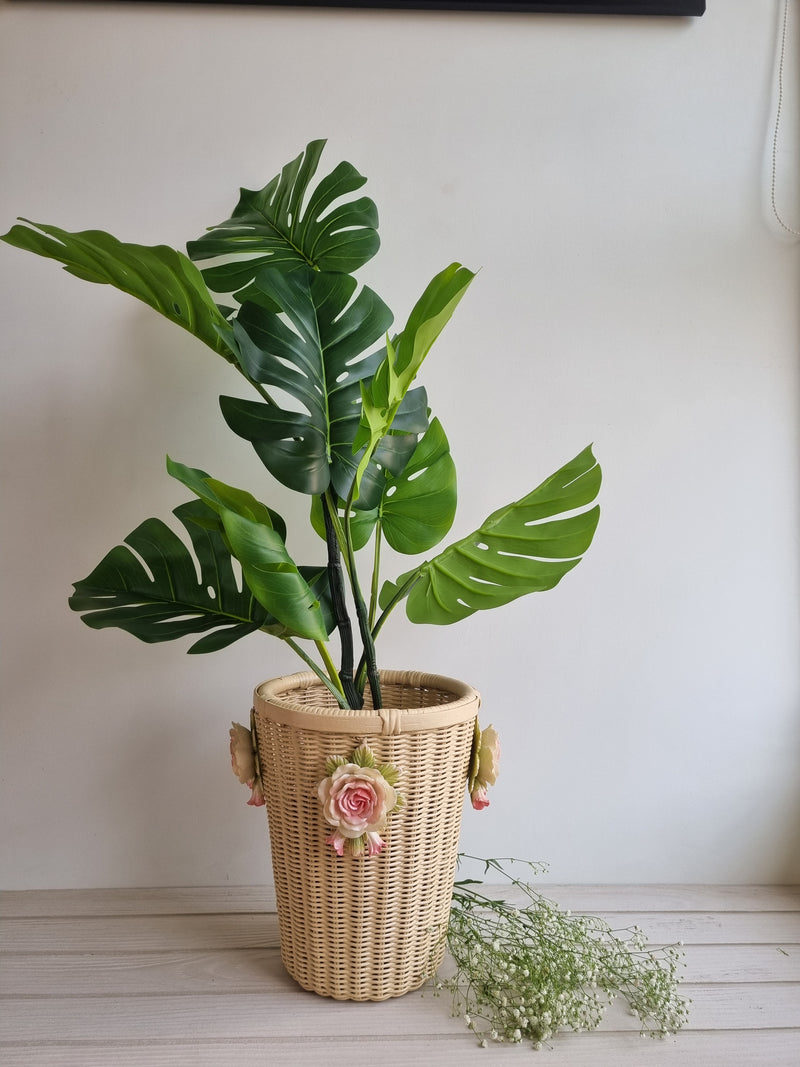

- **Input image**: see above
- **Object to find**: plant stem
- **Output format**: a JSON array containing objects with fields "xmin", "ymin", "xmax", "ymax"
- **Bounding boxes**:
[
  {"xmin": 372, "ymin": 569, "xmax": 422, "ymax": 643},
  {"xmin": 342, "ymin": 497, "xmax": 382, "ymax": 709},
  {"xmin": 249, "ymin": 379, "xmax": 278, "ymax": 405},
  {"xmin": 315, "ymin": 640, "xmax": 347, "ymax": 702},
  {"xmin": 321, "ymin": 493, "xmax": 360, "ymax": 709},
  {"xmin": 355, "ymin": 568, "xmax": 422, "ymax": 693},
  {"xmin": 282, "ymin": 637, "xmax": 349, "ymax": 708},
  {"xmin": 368, "ymin": 522, "xmax": 382, "ymax": 630}
]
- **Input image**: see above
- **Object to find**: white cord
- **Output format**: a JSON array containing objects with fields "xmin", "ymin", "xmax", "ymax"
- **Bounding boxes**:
[{"xmin": 771, "ymin": 0, "xmax": 800, "ymax": 236}]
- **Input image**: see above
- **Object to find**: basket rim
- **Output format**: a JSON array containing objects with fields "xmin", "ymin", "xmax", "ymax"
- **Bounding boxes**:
[{"xmin": 253, "ymin": 668, "xmax": 480, "ymax": 736}]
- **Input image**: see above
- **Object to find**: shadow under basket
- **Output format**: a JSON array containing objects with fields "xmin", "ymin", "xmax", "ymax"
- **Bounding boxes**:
[{"xmin": 252, "ymin": 668, "xmax": 481, "ymax": 1002}]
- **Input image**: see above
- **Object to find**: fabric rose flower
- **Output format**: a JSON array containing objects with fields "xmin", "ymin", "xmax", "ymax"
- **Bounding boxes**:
[
  {"xmin": 468, "ymin": 722, "xmax": 500, "ymax": 810},
  {"xmin": 317, "ymin": 745, "xmax": 401, "ymax": 857},
  {"xmin": 229, "ymin": 721, "xmax": 265, "ymax": 808}
]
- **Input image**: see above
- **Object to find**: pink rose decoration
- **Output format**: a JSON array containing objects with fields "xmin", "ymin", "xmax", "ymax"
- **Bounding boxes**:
[
  {"xmin": 317, "ymin": 747, "xmax": 400, "ymax": 856},
  {"xmin": 365, "ymin": 831, "xmax": 386, "ymax": 856},
  {"xmin": 318, "ymin": 763, "xmax": 397, "ymax": 840},
  {"xmin": 230, "ymin": 721, "xmax": 265, "ymax": 808},
  {"xmin": 246, "ymin": 779, "xmax": 265, "ymax": 807},
  {"xmin": 476, "ymin": 724, "xmax": 500, "ymax": 787},
  {"xmin": 469, "ymin": 722, "xmax": 500, "ymax": 810},
  {"xmin": 230, "ymin": 722, "xmax": 255, "ymax": 784},
  {"xmin": 325, "ymin": 830, "xmax": 347, "ymax": 857}
]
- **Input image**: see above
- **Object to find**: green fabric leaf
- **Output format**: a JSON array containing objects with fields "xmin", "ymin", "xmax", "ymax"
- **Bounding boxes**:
[
  {"xmin": 165, "ymin": 456, "xmax": 287, "ymax": 541},
  {"xmin": 309, "ymin": 496, "xmax": 379, "ymax": 552},
  {"xmin": 353, "ymin": 263, "xmax": 473, "ymax": 498},
  {"xmin": 325, "ymin": 755, "xmax": 348, "ymax": 776},
  {"xmin": 219, "ymin": 265, "xmax": 427, "ymax": 506},
  {"xmin": 0, "ymin": 221, "xmax": 234, "ymax": 362},
  {"xmin": 380, "ymin": 417, "xmax": 457, "ymax": 554},
  {"xmin": 219, "ymin": 510, "xmax": 329, "ymax": 641},
  {"xmin": 68, "ymin": 500, "xmax": 268, "ymax": 653},
  {"xmin": 187, "ymin": 139, "xmax": 379, "ymax": 295},
  {"xmin": 379, "ymin": 446, "xmax": 601, "ymax": 625},
  {"xmin": 331, "ymin": 384, "xmax": 429, "ymax": 509},
  {"xmin": 378, "ymin": 764, "xmax": 400, "ymax": 787},
  {"xmin": 298, "ymin": 565, "xmax": 336, "ymax": 639},
  {"xmin": 352, "ymin": 744, "xmax": 376, "ymax": 768}
]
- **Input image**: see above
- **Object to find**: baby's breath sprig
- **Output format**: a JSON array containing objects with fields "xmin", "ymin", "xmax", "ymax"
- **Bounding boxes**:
[{"xmin": 433, "ymin": 855, "xmax": 689, "ymax": 1049}]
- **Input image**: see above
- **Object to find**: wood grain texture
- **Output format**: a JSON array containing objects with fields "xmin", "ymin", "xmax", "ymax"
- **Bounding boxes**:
[
  {"xmin": 1, "ymin": 884, "xmax": 797, "ymax": 1066},
  {"xmin": 4, "ymin": 883, "xmax": 798, "ymax": 917}
]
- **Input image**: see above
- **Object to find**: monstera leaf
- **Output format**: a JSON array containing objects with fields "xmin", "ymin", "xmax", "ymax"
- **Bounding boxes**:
[
  {"xmin": 69, "ymin": 500, "xmax": 271, "ymax": 653},
  {"xmin": 380, "ymin": 417, "xmax": 457, "ymax": 554},
  {"xmin": 187, "ymin": 139, "xmax": 379, "ymax": 297},
  {"xmin": 218, "ymin": 511, "xmax": 329, "ymax": 641},
  {"xmin": 380, "ymin": 446, "xmax": 601, "ymax": 625},
  {"xmin": 353, "ymin": 263, "xmax": 474, "ymax": 498},
  {"xmin": 164, "ymin": 458, "xmax": 330, "ymax": 641},
  {"xmin": 219, "ymin": 264, "xmax": 427, "ymax": 506},
  {"xmin": 310, "ymin": 496, "xmax": 379, "ymax": 552},
  {"xmin": 0, "ymin": 221, "xmax": 235, "ymax": 362},
  {"xmin": 165, "ymin": 456, "xmax": 287, "ymax": 541}
]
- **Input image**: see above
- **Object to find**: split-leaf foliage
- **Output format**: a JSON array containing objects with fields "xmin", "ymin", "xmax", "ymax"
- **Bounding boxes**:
[{"xmin": 2, "ymin": 140, "xmax": 601, "ymax": 709}]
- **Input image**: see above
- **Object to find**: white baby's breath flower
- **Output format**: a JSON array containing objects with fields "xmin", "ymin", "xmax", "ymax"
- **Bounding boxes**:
[{"xmin": 432, "ymin": 856, "xmax": 688, "ymax": 1049}]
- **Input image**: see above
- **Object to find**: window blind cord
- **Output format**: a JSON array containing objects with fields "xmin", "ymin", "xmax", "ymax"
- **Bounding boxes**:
[{"xmin": 771, "ymin": 0, "xmax": 800, "ymax": 237}]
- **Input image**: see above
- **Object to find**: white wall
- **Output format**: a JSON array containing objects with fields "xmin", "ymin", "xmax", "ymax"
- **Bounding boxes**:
[{"xmin": 1, "ymin": 0, "xmax": 798, "ymax": 888}]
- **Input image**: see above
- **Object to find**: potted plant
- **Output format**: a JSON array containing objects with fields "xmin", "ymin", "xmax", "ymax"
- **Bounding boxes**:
[{"xmin": 2, "ymin": 140, "xmax": 601, "ymax": 1001}]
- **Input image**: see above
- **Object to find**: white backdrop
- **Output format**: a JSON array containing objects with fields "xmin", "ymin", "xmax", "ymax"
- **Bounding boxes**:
[{"xmin": 1, "ymin": 0, "xmax": 798, "ymax": 888}]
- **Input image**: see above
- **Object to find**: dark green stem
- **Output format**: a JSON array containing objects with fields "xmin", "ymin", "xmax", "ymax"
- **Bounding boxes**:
[
  {"xmin": 321, "ymin": 493, "xmax": 360, "ymax": 709},
  {"xmin": 368, "ymin": 522, "xmax": 382, "ymax": 630},
  {"xmin": 342, "ymin": 500, "xmax": 382, "ymax": 709},
  {"xmin": 355, "ymin": 568, "xmax": 421, "ymax": 694},
  {"xmin": 282, "ymin": 638, "xmax": 349, "ymax": 708}
]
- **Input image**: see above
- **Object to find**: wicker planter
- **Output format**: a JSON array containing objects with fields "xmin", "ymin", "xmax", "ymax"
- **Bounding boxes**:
[{"xmin": 252, "ymin": 668, "xmax": 480, "ymax": 1001}]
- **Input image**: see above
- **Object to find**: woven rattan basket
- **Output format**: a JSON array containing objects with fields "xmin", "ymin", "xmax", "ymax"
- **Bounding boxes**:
[{"xmin": 252, "ymin": 668, "xmax": 480, "ymax": 1001}]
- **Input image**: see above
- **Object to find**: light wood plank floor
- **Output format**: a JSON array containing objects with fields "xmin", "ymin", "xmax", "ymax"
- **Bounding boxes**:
[{"xmin": 2, "ymin": 884, "xmax": 799, "ymax": 1066}]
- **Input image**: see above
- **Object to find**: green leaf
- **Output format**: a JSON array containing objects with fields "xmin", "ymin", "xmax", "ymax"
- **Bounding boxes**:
[
  {"xmin": 325, "ymin": 755, "xmax": 347, "ymax": 776},
  {"xmin": 166, "ymin": 456, "xmax": 287, "ymax": 541},
  {"xmin": 354, "ymin": 263, "xmax": 473, "ymax": 497},
  {"xmin": 0, "ymin": 221, "xmax": 234, "ymax": 362},
  {"xmin": 380, "ymin": 417, "xmax": 457, "ymax": 554},
  {"xmin": 187, "ymin": 139, "xmax": 379, "ymax": 296},
  {"xmin": 380, "ymin": 446, "xmax": 601, "ymax": 625},
  {"xmin": 378, "ymin": 764, "xmax": 400, "ymax": 787},
  {"xmin": 219, "ymin": 509, "xmax": 329, "ymax": 641},
  {"xmin": 298, "ymin": 565, "xmax": 336, "ymax": 638},
  {"xmin": 68, "ymin": 500, "xmax": 269, "ymax": 653},
  {"xmin": 352, "ymin": 744, "xmax": 376, "ymax": 768},
  {"xmin": 310, "ymin": 496, "xmax": 379, "ymax": 552},
  {"xmin": 219, "ymin": 265, "xmax": 427, "ymax": 506},
  {"xmin": 393, "ymin": 262, "xmax": 476, "ymax": 378}
]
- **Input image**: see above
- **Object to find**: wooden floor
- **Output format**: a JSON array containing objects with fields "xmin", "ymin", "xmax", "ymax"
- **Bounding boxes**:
[{"xmin": 1, "ymin": 884, "xmax": 799, "ymax": 1066}]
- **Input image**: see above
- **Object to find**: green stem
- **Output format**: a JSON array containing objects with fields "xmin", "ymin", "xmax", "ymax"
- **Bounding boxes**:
[
  {"xmin": 229, "ymin": 358, "xmax": 279, "ymax": 406},
  {"xmin": 368, "ymin": 521, "xmax": 382, "ymax": 630},
  {"xmin": 342, "ymin": 496, "xmax": 382, "ymax": 709},
  {"xmin": 355, "ymin": 568, "xmax": 422, "ymax": 693},
  {"xmin": 282, "ymin": 637, "xmax": 349, "ymax": 708},
  {"xmin": 321, "ymin": 493, "xmax": 360, "ymax": 709},
  {"xmin": 372, "ymin": 569, "xmax": 421, "ymax": 642},
  {"xmin": 324, "ymin": 493, "xmax": 353, "ymax": 577},
  {"xmin": 249, "ymin": 379, "xmax": 277, "ymax": 405},
  {"xmin": 315, "ymin": 639, "xmax": 347, "ymax": 701}
]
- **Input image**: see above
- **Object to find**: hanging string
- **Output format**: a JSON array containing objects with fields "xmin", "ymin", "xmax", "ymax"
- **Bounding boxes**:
[{"xmin": 771, "ymin": 0, "xmax": 800, "ymax": 236}]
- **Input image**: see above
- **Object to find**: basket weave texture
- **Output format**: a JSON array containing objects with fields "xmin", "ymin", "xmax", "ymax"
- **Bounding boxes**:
[{"xmin": 252, "ymin": 669, "xmax": 480, "ymax": 1001}]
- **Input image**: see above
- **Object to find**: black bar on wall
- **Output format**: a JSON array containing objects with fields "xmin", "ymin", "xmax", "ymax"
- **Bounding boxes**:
[{"xmin": 97, "ymin": 1, "xmax": 706, "ymax": 12}]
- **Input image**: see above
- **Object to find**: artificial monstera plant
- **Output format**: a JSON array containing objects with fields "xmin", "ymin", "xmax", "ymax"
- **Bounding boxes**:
[{"xmin": 2, "ymin": 141, "xmax": 601, "ymax": 710}]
